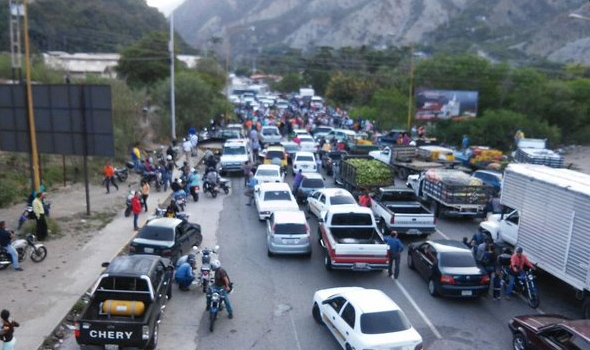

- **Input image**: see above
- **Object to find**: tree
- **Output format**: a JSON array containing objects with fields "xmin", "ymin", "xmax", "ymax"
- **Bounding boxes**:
[
  {"xmin": 116, "ymin": 31, "xmax": 174, "ymax": 89},
  {"xmin": 271, "ymin": 73, "xmax": 302, "ymax": 93}
]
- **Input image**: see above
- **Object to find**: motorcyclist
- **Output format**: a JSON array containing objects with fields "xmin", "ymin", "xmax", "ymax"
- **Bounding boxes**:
[
  {"xmin": 187, "ymin": 168, "xmax": 200, "ymax": 196},
  {"xmin": 505, "ymin": 247, "xmax": 535, "ymax": 300},
  {"xmin": 173, "ymin": 180, "xmax": 188, "ymax": 206},
  {"xmin": 0, "ymin": 221, "xmax": 22, "ymax": 271},
  {"xmin": 165, "ymin": 199, "xmax": 180, "ymax": 218},
  {"xmin": 205, "ymin": 167, "xmax": 220, "ymax": 189},
  {"xmin": 207, "ymin": 259, "xmax": 233, "ymax": 318},
  {"xmin": 175, "ymin": 254, "xmax": 197, "ymax": 291}
]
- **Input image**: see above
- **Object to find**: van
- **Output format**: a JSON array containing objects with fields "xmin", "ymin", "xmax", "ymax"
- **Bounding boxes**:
[{"xmin": 219, "ymin": 139, "xmax": 250, "ymax": 175}]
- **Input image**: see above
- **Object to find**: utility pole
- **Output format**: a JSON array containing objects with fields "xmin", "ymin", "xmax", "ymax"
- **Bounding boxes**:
[
  {"xmin": 9, "ymin": 0, "xmax": 23, "ymax": 82},
  {"xmin": 169, "ymin": 11, "xmax": 176, "ymax": 141},
  {"xmin": 407, "ymin": 43, "xmax": 415, "ymax": 132}
]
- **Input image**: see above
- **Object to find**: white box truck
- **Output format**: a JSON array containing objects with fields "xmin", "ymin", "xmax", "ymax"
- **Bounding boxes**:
[{"xmin": 480, "ymin": 163, "xmax": 590, "ymax": 318}]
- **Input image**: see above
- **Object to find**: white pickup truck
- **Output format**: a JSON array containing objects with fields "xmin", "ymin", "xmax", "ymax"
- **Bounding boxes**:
[
  {"xmin": 318, "ymin": 206, "xmax": 389, "ymax": 271},
  {"xmin": 371, "ymin": 187, "xmax": 436, "ymax": 236}
]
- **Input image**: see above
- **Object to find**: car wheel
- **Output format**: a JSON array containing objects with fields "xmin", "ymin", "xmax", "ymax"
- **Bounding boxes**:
[
  {"xmin": 512, "ymin": 332, "xmax": 528, "ymax": 350},
  {"xmin": 312, "ymin": 303, "xmax": 323, "ymax": 325},
  {"xmin": 146, "ymin": 322, "xmax": 159, "ymax": 350},
  {"xmin": 345, "ymin": 344, "xmax": 353, "ymax": 350},
  {"xmin": 324, "ymin": 250, "xmax": 332, "ymax": 270},
  {"xmin": 407, "ymin": 253, "xmax": 415, "ymax": 270},
  {"xmin": 267, "ymin": 248, "xmax": 273, "ymax": 257},
  {"xmin": 428, "ymin": 279, "xmax": 439, "ymax": 297}
]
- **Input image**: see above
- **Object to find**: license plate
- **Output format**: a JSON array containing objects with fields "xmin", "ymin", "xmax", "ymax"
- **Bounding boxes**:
[
  {"xmin": 408, "ymin": 229, "xmax": 420, "ymax": 235},
  {"xmin": 105, "ymin": 345, "xmax": 118, "ymax": 350},
  {"xmin": 282, "ymin": 239, "xmax": 296, "ymax": 245},
  {"xmin": 302, "ymin": 165, "xmax": 308, "ymax": 168},
  {"xmin": 353, "ymin": 263, "xmax": 368, "ymax": 269},
  {"xmin": 144, "ymin": 247, "xmax": 154, "ymax": 253},
  {"xmin": 461, "ymin": 290, "xmax": 473, "ymax": 296}
]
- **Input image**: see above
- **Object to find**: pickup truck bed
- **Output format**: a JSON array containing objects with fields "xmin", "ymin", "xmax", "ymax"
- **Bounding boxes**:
[{"xmin": 330, "ymin": 227, "xmax": 384, "ymax": 245}]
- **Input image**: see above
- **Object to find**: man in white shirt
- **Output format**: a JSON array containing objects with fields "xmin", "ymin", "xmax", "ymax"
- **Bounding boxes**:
[{"xmin": 182, "ymin": 138, "xmax": 192, "ymax": 165}]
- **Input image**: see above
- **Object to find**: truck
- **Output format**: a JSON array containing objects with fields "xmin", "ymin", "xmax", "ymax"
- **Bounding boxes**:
[
  {"xmin": 346, "ymin": 133, "xmax": 379, "ymax": 155},
  {"xmin": 370, "ymin": 187, "xmax": 437, "ymax": 236},
  {"xmin": 514, "ymin": 138, "xmax": 564, "ymax": 168},
  {"xmin": 299, "ymin": 87, "xmax": 315, "ymax": 98},
  {"xmin": 369, "ymin": 145, "xmax": 446, "ymax": 180},
  {"xmin": 75, "ymin": 255, "xmax": 174, "ymax": 350},
  {"xmin": 318, "ymin": 206, "xmax": 389, "ymax": 271},
  {"xmin": 479, "ymin": 163, "xmax": 590, "ymax": 318},
  {"xmin": 406, "ymin": 169, "xmax": 494, "ymax": 218},
  {"xmin": 338, "ymin": 155, "xmax": 394, "ymax": 195}
]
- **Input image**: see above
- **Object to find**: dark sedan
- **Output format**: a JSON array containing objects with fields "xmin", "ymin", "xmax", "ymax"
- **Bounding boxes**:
[
  {"xmin": 407, "ymin": 239, "xmax": 490, "ymax": 298},
  {"xmin": 129, "ymin": 217, "xmax": 202, "ymax": 263},
  {"xmin": 509, "ymin": 314, "xmax": 590, "ymax": 350},
  {"xmin": 321, "ymin": 150, "xmax": 347, "ymax": 176}
]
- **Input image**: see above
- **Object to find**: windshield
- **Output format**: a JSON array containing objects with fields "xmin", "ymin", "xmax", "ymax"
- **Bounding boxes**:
[
  {"xmin": 138, "ymin": 226, "xmax": 174, "ymax": 242},
  {"xmin": 263, "ymin": 191, "xmax": 292, "ymax": 201},
  {"xmin": 302, "ymin": 178, "xmax": 324, "ymax": 188},
  {"xmin": 220, "ymin": 131, "xmax": 240, "ymax": 139},
  {"xmin": 257, "ymin": 169, "xmax": 279, "ymax": 177},
  {"xmin": 223, "ymin": 146, "xmax": 246, "ymax": 155},
  {"xmin": 266, "ymin": 151, "xmax": 285, "ymax": 159},
  {"xmin": 297, "ymin": 155, "xmax": 314, "ymax": 162},
  {"xmin": 274, "ymin": 223, "xmax": 307, "ymax": 235},
  {"xmin": 439, "ymin": 252, "xmax": 477, "ymax": 268},
  {"xmin": 330, "ymin": 196, "xmax": 356, "ymax": 205},
  {"xmin": 360, "ymin": 310, "xmax": 412, "ymax": 335},
  {"xmin": 283, "ymin": 145, "xmax": 299, "ymax": 152}
]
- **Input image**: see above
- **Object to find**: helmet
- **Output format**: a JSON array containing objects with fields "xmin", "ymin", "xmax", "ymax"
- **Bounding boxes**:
[
  {"xmin": 167, "ymin": 155, "xmax": 172, "ymax": 161},
  {"xmin": 170, "ymin": 199, "xmax": 176, "ymax": 205},
  {"xmin": 211, "ymin": 259, "xmax": 221, "ymax": 270},
  {"xmin": 516, "ymin": 247, "xmax": 523, "ymax": 254},
  {"xmin": 187, "ymin": 253, "xmax": 196, "ymax": 265}
]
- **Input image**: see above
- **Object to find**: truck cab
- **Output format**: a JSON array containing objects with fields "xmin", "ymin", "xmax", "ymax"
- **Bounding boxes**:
[{"xmin": 480, "ymin": 210, "xmax": 520, "ymax": 246}]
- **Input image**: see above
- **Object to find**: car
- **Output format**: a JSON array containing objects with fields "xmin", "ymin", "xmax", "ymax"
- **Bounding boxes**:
[
  {"xmin": 226, "ymin": 123, "xmax": 246, "ymax": 138},
  {"xmin": 312, "ymin": 287, "xmax": 423, "ymax": 350},
  {"xmin": 292, "ymin": 151, "xmax": 317, "ymax": 175},
  {"xmin": 292, "ymin": 129, "xmax": 310, "ymax": 137},
  {"xmin": 509, "ymin": 314, "xmax": 590, "ymax": 350},
  {"xmin": 306, "ymin": 188, "xmax": 358, "ymax": 218},
  {"xmin": 297, "ymin": 134, "xmax": 317, "ymax": 153},
  {"xmin": 276, "ymin": 99, "xmax": 290, "ymax": 110},
  {"xmin": 321, "ymin": 150, "xmax": 347, "ymax": 176},
  {"xmin": 254, "ymin": 164, "xmax": 285, "ymax": 184},
  {"xmin": 295, "ymin": 173, "xmax": 325, "ymax": 204},
  {"xmin": 262, "ymin": 145, "xmax": 288, "ymax": 171},
  {"xmin": 129, "ymin": 217, "xmax": 203, "ymax": 263},
  {"xmin": 407, "ymin": 239, "xmax": 490, "ymax": 298},
  {"xmin": 259, "ymin": 125, "xmax": 282, "ymax": 146},
  {"xmin": 281, "ymin": 141, "xmax": 301, "ymax": 164},
  {"xmin": 311, "ymin": 126, "xmax": 334, "ymax": 141},
  {"xmin": 472, "ymin": 170, "xmax": 503, "ymax": 194},
  {"xmin": 254, "ymin": 182, "xmax": 299, "ymax": 221},
  {"xmin": 266, "ymin": 210, "xmax": 312, "ymax": 257},
  {"xmin": 325, "ymin": 128, "xmax": 357, "ymax": 143},
  {"xmin": 219, "ymin": 139, "xmax": 251, "ymax": 175}
]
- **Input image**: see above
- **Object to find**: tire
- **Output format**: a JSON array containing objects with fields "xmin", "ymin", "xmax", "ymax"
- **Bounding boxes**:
[
  {"xmin": 527, "ymin": 291, "xmax": 540, "ymax": 309},
  {"xmin": 118, "ymin": 172, "xmax": 128, "ymax": 182},
  {"xmin": 224, "ymin": 187, "xmax": 229, "ymax": 195},
  {"xmin": 512, "ymin": 332, "xmax": 528, "ymax": 350},
  {"xmin": 407, "ymin": 253, "xmax": 415, "ymax": 270},
  {"xmin": 146, "ymin": 323, "xmax": 159, "ymax": 350},
  {"xmin": 428, "ymin": 279, "xmax": 439, "ymax": 297},
  {"xmin": 324, "ymin": 251, "xmax": 332, "ymax": 270},
  {"xmin": 378, "ymin": 219, "xmax": 388, "ymax": 235},
  {"xmin": 30, "ymin": 246, "xmax": 47, "ymax": 263},
  {"xmin": 398, "ymin": 168, "xmax": 409, "ymax": 180},
  {"xmin": 211, "ymin": 190, "xmax": 218, "ymax": 198},
  {"xmin": 583, "ymin": 298, "xmax": 590, "ymax": 320},
  {"xmin": 202, "ymin": 281, "xmax": 208, "ymax": 294},
  {"xmin": 193, "ymin": 193, "xmax": 199, "ymax": 202},
  {"xmin": 167, "ymin": 284, "xmax": 172, "ymax": 300},
  {"xmin": 267, "ymin": 248, "xmax": 273, "ymax": 257},
  {"xmin": 124, "ymin": 207, "xmax": 131, "ymax": 217},
  {"xmin": 312, "ymin": 303, "xmax": 323, "ymax": 325},
  {"xmin": 209, "ymin": 311, "xmax": 217, "ymax": 332}
]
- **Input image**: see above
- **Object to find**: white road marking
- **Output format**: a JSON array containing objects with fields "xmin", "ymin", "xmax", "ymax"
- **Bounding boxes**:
[
  {"xmin": 289, "ymin": 311, "xmax": 303, "ymax": 350},
  {"xmin": 435, "ymin": 228, "xmax": 450, "ymax": 240},
  {"xmin": 394, "ymin": 279, "xmax": 443, "ymax": 339}
]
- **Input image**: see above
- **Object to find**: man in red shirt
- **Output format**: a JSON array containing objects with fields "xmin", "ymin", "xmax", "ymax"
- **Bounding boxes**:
[
  {"xmin": 505, "ymin": 247, "xmax": 535, "ymax": 300},
  {"xmin": 359, "ymin": 190, "xmax": 372, "ymax": 208},
  {"xmin": 104, "ymin": 161, "xmax": 119, "ymax": 193},
  {"xmin": 131, "ymin": 191, "xmax": 142, "ymax": 231}
]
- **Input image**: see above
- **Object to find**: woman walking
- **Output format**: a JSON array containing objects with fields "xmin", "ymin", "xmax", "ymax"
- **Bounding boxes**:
[{"xmin": 1, "ymin": 309, "xmax": 20, "ymax": 350}]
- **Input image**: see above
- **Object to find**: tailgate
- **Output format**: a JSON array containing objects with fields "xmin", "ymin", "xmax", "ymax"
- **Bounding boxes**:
[
  {"xmin": 77, "ymin": 321, "xmax": 146, "ymax": 347},
  {"xmin": 393, "ymin": 213, "xmax": 435, "ymax": 227},
  {"xmin": 334, "ymin": 243, "xmax": 388, "ymax": 256}
]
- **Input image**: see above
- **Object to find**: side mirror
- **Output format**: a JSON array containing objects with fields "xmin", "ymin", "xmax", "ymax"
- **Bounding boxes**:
[{"xmin": 101, "ymin": 262, "xmax": 110, "ymax": 268}]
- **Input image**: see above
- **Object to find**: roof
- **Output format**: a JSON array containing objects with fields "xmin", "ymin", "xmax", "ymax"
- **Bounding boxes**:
[
  {"xmin": 331, "ymin": 129, "xmax": 356, "ymax": 135},
  {"xmin": 272, "ymin": 210, "xmax": 306, "ymax": 224},
  {"xmin": 295, "ymin": 151, "xmax": 315, "ymax": 157},
  {"xmin": 341, "ymin": 288, "xmax": 399, "ymax": 313},
  {"xmin": 428, "ymin": 239, "xmax": 472, "ymax": 253},
  {"xmin": 267, "ymin": 145, "xmax": 285, "ymax": 151},
  {"xmin": 106, "ymin": 255, "xmax": 162, "ymax": 276},
  {"xmin": 316, "ymin": 188, "xmax": 354, "ymax": 197},
  {"xmin": 256, "ymin": 164, "xmax": 281, "ymax": 170},
  {"xmin": 145, "ymin": 217, "xmax": 183, "ymax": 229},
  {"xmin": 303, "ymin": 173, "xmax": 324, "ymax": 180},
  {"xmin": 506, "ymin": 163, "xmax": 590, "ymax": 197},
  {"xmin": 224, "ymin": 139, "xmax": 248, "ymax": 146},
  {"xmin": 258, "ymin": 182, "xmax": 291, "ymax": 191}
]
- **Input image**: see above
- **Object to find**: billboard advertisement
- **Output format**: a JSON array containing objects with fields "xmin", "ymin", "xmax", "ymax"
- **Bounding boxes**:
[{"xmin": 415, "ymin": 89, "xmax": 479, "ymax": 121}]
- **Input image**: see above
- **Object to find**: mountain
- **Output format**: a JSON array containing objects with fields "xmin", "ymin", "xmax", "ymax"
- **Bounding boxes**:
[
  {"xmin": 172, "ymin": 0, "xmax": 590, "ymax": 65},
  {"xmin": 0, "ymin": 0, "xmax": 168, "ymax": 53}
]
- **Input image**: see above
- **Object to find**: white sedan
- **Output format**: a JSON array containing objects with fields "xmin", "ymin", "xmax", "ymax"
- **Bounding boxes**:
[
  {"xmin": 254, "ymin": 182, "xmax": 299, "ymax": 221},
  {"xmin": 254, "ymin": 164, "xmax": 284, "ymax": 184},
  {"xmin": 312, "ymin": 287, "xmax": 423, "ymax": 350},
  {"xmin": 297, "ymin": 134, "xmax": 317, "ymax": 153},
  {"xmin": 306, "ymin": 188, "xmax": 358, "ymax": 219}
]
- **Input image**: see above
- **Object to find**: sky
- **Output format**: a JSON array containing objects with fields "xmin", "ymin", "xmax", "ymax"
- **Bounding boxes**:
[{"xmin": 145, "ymin": 0, "xmax": 184, "ymax": 16}]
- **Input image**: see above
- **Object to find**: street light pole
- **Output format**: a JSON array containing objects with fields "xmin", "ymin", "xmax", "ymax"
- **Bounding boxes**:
[
  {"xmin": 169, "ymin": 11, "xmax": 176, "ymax": 141},
  {"xmin": 407, "ymin": 43, "xmax": 415, "ymax": 132}
]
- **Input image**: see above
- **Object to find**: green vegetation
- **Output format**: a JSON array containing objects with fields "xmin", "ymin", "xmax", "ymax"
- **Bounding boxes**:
[{"xmin": 345, "ymin": 159, "xmax": 392, "ymax": 187}]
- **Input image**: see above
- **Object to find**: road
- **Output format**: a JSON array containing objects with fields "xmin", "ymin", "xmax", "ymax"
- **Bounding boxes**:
[{"xmin": 58, "ymin": 172, "xmax": 583, "ymax": 350}]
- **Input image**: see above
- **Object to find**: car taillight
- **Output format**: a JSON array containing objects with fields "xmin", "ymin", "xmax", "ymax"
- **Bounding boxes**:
[
  {"xmin": 480, "ymin": 275, "xmax": 490, "ymax": 284},
  {"xmin": 129, "ymin": 246, "xmax": 136, "ymax": 253},
  {"xmin": 74, "ymin": 322, "xmax": 80, "ymax": 338},
  {"xmin": 440, "ymin": 275, "xmax": 455, "ymax": 285},
  {"xmin": 390, "ymin": 215, "xmax": 395, "ymax": 225},
  {"xmin": 162, "ymin": 250, "xmax": 172, "ymax": 257}
]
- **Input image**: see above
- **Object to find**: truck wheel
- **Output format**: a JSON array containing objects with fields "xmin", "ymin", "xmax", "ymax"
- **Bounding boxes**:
[
  {"xmin": 583, "ymin": 297, "xmax": 590, "ymax": 319},
  {"xmin": 378, "ymin": 219, "xmax": 389, "ymax": 235},
  {"xmin": 146, "ymin": 323, "xmax": 159, "ymax": 349},
  {"xmin": 398, "ymin": 168, "xmax": 409, "ymax": 180},
  {"xmin": 512, "ymin": 331, "xmax": 528, "ymax": 350},
  {"xmin": 431, "ymin": 202, "xmax": 440, "ymax": 218},
  {"xmin": 324, "ymin": 251, "xmax": 333, "ymax": 270}
]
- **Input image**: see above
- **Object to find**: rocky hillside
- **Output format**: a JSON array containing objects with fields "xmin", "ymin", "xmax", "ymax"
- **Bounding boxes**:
[{"xmin": 173, "ymin": 0, "xmax": 590, "ymax": 65}]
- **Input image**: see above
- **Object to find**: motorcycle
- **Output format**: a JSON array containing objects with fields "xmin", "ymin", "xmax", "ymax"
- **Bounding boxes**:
[
  {"xmin": 175, "ymin": 196, "xmax": 187, "ymax": 212},
  {"xmin": 17, "ymin": 201, "xmax": 51, "ymax": 230},
  {"xmin": 207, "ymin": 285, "xmax": 233, "ymax": 332},
  {"xmin": 196, "ymin": 246, "xmax": 219, "ymax": 293},
  {"xmin": 115, "ymin": 167, "xmax": 128, "ymax": 182},
  {"xmin": 188, "ymin": 185, "xmax": 200, "ymax": 202},
  {"xmin": 219, "ymin": 178, "xmax": 231, "ymax": 195},
  {"xmin": 502, "ymin": 266, "xmax": 540, "ymax": 309},
  {"xmin": 152, "ymin": 207, "xmax": 189, "ymax": 221},
  {"xmin": 0, "ymin": 233, "xmax": 47, "ymax": 270},
  {"xmin": 203, "ymin": 180, "xmax": 219, "ymax": 198}
]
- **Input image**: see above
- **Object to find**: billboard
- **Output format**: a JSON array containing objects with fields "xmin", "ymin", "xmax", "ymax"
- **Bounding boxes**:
[{"xmin": 415, "ymin": 89, "xmax": 479, "ymax": 121}]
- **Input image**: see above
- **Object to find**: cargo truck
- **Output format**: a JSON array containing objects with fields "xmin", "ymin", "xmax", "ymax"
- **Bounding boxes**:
[
  {"xmin": 369, "ymin": 145, "xmax": 446, "ymax": 180},
  {"xmin": 338, "ymin": 155, "xmax": 394, "ymax": 196},
  {"xmin": 480, "ymin": 163, "xmax": 590, "ymax": 318}
]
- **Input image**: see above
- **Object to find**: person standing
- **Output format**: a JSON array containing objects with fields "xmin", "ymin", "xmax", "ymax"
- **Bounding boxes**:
[
  {"xmin": 385, "ymin": 231, "xmax": 404, "ymax": 278},
  {"xmin": 141, "ymin": 180, "xmax": 150, "ymax": 213},
  {"xmin": 131, "ymin": 144, "xmax": 141, "ymax": 173},
  {"xmin": 0, "ymin": 221, "xmax": 22, "ymax": 271},
  {"xmin": 182, "ymin": 138, "xmax": 192, "ymax": 166},
  {"xmin": 245, "ymin": 172, "xmax": 258, "ymax": 206},
  {"xmin": 32, "ymin": 192, "xmax": 48, "ymax": 241},
  {"xmin": 131, "ymin": 191, "xmax": 142, "ymax": 231},
  {"xmin": 103, "ymin": 161, "xmax": 119, "ymax": 194},
  {"xmin": 292, "ymin": 169, "xmax": 304, "ymax": 194},
  {"xmin": 242, "ymin": 161, "xmax": 252, "ymax": 187},
  {"xmin": 359, "ymin": 190, "xmax": 372, "ymax": 208},
  {"xmin": 1, "ymin": 309, "xmax": 20, "ymax": 350}
]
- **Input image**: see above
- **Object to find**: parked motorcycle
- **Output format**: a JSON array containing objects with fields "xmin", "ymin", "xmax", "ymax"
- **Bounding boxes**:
[
  {"xmin": 0, "ymin": 233, "xmax": 47, "ymax": 270},
  {"xmin": 115, "ymin": 167, "xmax": 128, "ymax": 182},
  {"xmin": 219, "ymin": 178, "xmax": 231, "ymax": 195},
  {"xmin": 196, "ymin": 246, "xmax": 219, "ymax": 293},
  {"xmin": 17, "ymin": 206, "xmax": 36, "ymax": 230},
  {"xmin": 203, "ymin": 180, "xmax": 219, "ymax": 198},
  {"xmin": 142, "ymin": 169, "xmax": 163, "ymax": 192},
  {"xmin": 152, "ymin": 207, "xmax": 189, "ymax": 221},
  {"xmin": 502, "ymin": 266, "xmax": 540, "ymax": 309}
]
